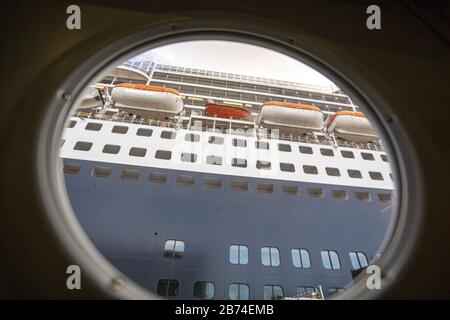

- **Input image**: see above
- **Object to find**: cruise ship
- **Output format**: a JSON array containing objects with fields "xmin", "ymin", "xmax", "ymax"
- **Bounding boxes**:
[{"xmin": 60, "ymin": 60, "xmax": 395, "ymax": 300}]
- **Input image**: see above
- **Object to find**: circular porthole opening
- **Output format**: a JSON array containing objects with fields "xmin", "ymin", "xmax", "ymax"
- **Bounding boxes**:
[{"xmin": 48, "ymin": 35, "xmax": 403, "ymax": 300}]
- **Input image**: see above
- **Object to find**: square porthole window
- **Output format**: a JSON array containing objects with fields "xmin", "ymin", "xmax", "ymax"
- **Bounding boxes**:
[
  {"xmin": 129, "ymin": 147, "xmax": 147, "ymax": 157},
  {"xmin": 67, "ymin": 120, "xmax": 77, "ymax": 128},
  {"xmin": 102, "ymin": 144, "xmax": 120, "ymax": 154},
  {"xmin": 303, "ymin": 165, "xmax": 318, "ymax": 175},
  {"xmin": 85, "ymin": 122, "xmax": 102, "ymax": 131},
  {"xmin": 278, "ymin": 143, "xmax": 291, "ymax": 152},
  {"xmin": 136, "ymin": 128, "xmax": 153, "ymax": 137},
  {"xmin": 381, "ymin": 154, "xmax": 389, "ymax": 162},
  {"xmin": 74, "ymin": 141, "xmax": 93, "ymax": 151},
  {"xmin": 299, "ymin": 146, "xmax": 313, "ymax": 154},
  {"xmin": 157, "ymin": 279, "xmax": 179, "ymax": 297},
  {"xmin": 193, "ymin": 281, "xmax": 215, "ymax": 300},
  {"xmin": 320, "ymin": 148, "xmax": 334, "ymax": 156},
  {"xmin": 155, "ymin": 150, "xmax": 171, "ymax": 160},
  {"xmin": 112, "ymin": 125, "xmax": 128, "ymax": 134}
]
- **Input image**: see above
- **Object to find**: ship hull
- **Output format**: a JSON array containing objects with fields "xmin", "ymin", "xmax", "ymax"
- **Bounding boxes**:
[{"xmin": 63, "ymin": 157, "xmax": 392, "ymax": 299}]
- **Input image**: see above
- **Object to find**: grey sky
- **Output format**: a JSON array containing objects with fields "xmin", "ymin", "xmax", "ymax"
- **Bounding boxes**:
[{"xmin": 130, "ymin": 41, "xmax": 335, "ymax": 88}]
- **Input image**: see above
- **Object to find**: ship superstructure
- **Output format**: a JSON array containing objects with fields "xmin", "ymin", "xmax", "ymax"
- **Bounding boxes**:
[{"xmin": 60, "ymin": 61, "xmax": 394, "ymax": 300}]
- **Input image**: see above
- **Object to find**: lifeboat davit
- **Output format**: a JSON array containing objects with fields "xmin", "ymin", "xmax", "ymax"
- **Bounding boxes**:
[
  {"xmin": 257, "ymin": 101, "xmax": 324, "ymax": 134},
  {"xmin": 325, "ymin": 111, "xmax": 377, "ymax": 142},
  {"xmin": 205, "ymin": 99, "xmax": 251, "ymax": 120},
  {"xmin": 111, "ymin": 83, "xmax": 184, "ymax": 119},
  {"xmin": 77, "ymin": 87, "xmax": 103, "ymax": 110}
]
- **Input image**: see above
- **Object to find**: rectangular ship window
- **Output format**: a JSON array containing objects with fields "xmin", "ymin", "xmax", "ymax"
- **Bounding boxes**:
[
  {"xmin": 325, "ymin": 167, "xmax": 341, "ymax": 176},
  {"xmin": 255, "ymin": 141, "xmax": 269, "ymax": 150},
  {"xmin": 120, "ymin": 169, "xmax": 139, "ymax": 181},
  {"xmin": 203, "ymin": 178, "xmax": 221, "ymax": 189},
  {"xmin": 232, "ymin": 138, "xmax": 247, "ymax": 147},
  {"xmin": 308, "ymin": 187, "xmax": 324, "ymax": 198},
  {"xmin": 85, "ymin": 122, "xmax": 102, "ymax": 131},
  {"xmin": 63, "ymin": 163, "xmax": 81, "ymax": 175},
  {"xmin": 136, "ymin": 128, "xmax": 153, "ymax": 137},
  {"xmin": 112, "ymin": 125, "xmax": 128, "ymax": 134},
  {"xmin": 280, "ymin": 163, "xmax": 295, "ymax": 172},
  {"xmin": 176, "ymin": 175, "xmax": 194, "ymax": 186},
  {"xmin": 348, "ymin": 169, "xmax": 362, "ymax": 179},
  {"xmin": 232, "ymin": 158, "xmax": 247, "ymax": 168},
  {"xmin": 369, "ymin": 171, "xmax": 384, "ymax": 180},
  {"xmin": 381, "ymin": 154, "xmax": 389, "ymax": 162},
  {"xmin": 355, "ymin": 192, "xmax": 371, "ymax": 202},
  {"xmin": 181, "ymin": 153, "xmax": 197, "ymax": 163},
  {"xmin": 208, "ymin": 136, "xmax": 224, "ymax": 145},
  {"xmin": 361, "ymin": 152, "xmax": 375, "ymax": 161},
  {"xmin": 160, "ymin": 131, "xmax": 177, "ymax": 139},
  {"xmin": 283, "ymin": 185, "xmax": 299, "ymax": 196},
  {"xmin": 155, "ymin": 150, "xmax": 171, "ymax": 160},
  {"xmin": 341, "ymin": 150, "xmax": 355, "ymax": 158},
  {"xmin": 67, "ymin": 120, "xmax": 77, "ymax": 128},
  {"xmin": 299, "ymin": 146, "xmax": 313, "ymax": 154},
  {"xmin": 102, "ymin": 144, "xmax": 120, "ymax": 154},
  {"xmin": 231, "ymin": 180, "xmax": 248, "ymax": 191},
  {"xmin": 185, "ymin": 133, "xmax": 200, "ymax": 142},
  {"xmin": 206, "ymin": 155, "xmax": 222, "ymax": 165},
  {"xmin": 378, "ymin": 193, "xmax": 392, "ymax": 203},
  {"xmin": 74, "ymin": 141, "xmax": 93, "ymax": 151},
  {"xmin": 91, "ymin": 166, "xmax": 112, "ymax": 178},
  {"xmin": 256, "ymin": 160, "xmax": 271, "ymax": 170},
  {"xmin": 278, "ymin": 143, "xmax": 291, "ymax": 152},
  {"xmin": 129, "ymin": 147, "xmax": 147, "ymax": 157},
  {"xmin": 331, "ymin": 189, "xmax": 348, "ymax": 200},
  {"xmin": 257, "ymin": 183, "xmax": 274, "ymax": 193},
  {"xmin": 149, "ymin": 172, "xmax": 167, "ymax": 184},
  {"xmin": 320, "ymin": 148, "xmax": 334, "ymax": 156},
  {"xmin": 303, "ymin": 165, "xmax": 318, "ymax": 175}
]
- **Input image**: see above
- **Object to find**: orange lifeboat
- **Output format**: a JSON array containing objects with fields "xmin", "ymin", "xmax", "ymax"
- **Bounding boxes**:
[
  {"xmin": 325, "ymin": 111, "xmax": 377, "ymax": 142},
  {"xmin": 257, "ymin": 101, "xmax": 324, "ymax": 134},
  {"xmin": 205, "ymin": 99, "xmax": 251, "ymax": 120}
]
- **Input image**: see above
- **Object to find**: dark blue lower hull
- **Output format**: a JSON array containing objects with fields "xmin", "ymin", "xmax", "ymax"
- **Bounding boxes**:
[{"xmin": 63, "ymin": 158, "xmax": 392, "ymax": 299}]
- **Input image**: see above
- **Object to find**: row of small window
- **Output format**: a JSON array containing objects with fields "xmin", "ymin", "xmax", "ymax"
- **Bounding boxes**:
[
  {"xmin": 164, "ymin": 240, "xmax": 369, "ymax": 271},
  {"xmin": 158, "ymin": 280, "xmax": 343, "ymax": 299},
  {"xmin": 66, "ymin": 121, "xmax": 389, "ymax": 163},
  {"xmin": 63, "ymin": 163, "xmax": 393, "ymax": 203},
  {"xmin": 69, "ymin": 140, "xmax": 390, "ymax": 181}
]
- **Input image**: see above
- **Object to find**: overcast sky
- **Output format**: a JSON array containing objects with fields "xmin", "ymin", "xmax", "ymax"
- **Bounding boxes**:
[{"xmin": 130, "ymin": 41, "xmax": 335, "ymax": 88}]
